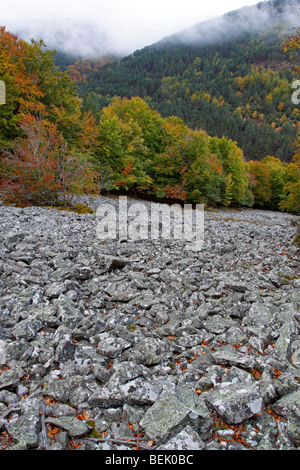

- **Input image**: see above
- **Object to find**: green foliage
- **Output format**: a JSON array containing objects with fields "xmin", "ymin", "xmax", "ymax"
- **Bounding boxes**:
[
  {"xmin": 1, "ymin": 19, "xmax": 299, "ymax": 214},
  {"xmin": 294, "ymin": 224, "xmax": 300, "ymax": 247},
  {"xmin": 51, "ymin": 203, "xmax": 95, "ymax": 214},
  {"xmin": 0, "ymin": 114, "xmax": 96, "ymax": 207},
  {"xmin": 78, "ymin": 19, "xmax": 298, "ymax": 163},
  {"xmin": 91, "ymin": 96, "xmax": 252, "ymax": 206}
]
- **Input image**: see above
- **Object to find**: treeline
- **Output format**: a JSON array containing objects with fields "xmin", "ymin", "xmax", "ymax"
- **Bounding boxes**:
[
  {"xmin": 0, "ymin": 27, "xmax": 299, "ymax": 213},
  {"xmin": 95, "ymin": 96, "xmax": 300, "ymax": 212},
  {"xmin": 78, "ymin": 22, "xmax": 299, "ymax": 163}
]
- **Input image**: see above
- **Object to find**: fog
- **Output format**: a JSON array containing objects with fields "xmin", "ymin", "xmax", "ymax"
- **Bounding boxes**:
[
  {"xmin": 158, "ymin": 0, "xmax": 300, "ymax": 48},
  {"xmin": 1, "ymin": 0, "xmax": 299, "ymax": 57}
]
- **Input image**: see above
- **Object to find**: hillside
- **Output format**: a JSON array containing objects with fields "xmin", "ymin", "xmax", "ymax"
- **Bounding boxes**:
[
  {"xmin": 1, "ymin": 3, "xmax": 299, "ymax": 213},
  {"xmin": 77, "ymin": 0, "xmax": 300, "ymax": 163}
]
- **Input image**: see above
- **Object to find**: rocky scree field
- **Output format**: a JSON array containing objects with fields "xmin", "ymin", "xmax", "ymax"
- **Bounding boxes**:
[{"xmin": 0, "ymin": 195, "xmax": 299, "ymax": 451}]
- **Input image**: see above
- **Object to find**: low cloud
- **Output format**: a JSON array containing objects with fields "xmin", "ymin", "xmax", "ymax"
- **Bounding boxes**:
[{"xmin": 2, "ymin": 0, "xmax": 299, "ymax": 58}]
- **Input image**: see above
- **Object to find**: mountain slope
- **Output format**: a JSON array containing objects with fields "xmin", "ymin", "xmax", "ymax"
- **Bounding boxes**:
[{"xmin": 78, "ymin": 0, "xmax": 300, "ymax": 163}]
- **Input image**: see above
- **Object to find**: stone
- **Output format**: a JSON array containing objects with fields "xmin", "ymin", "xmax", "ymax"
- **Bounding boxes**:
[
  {"xmin": 211, "ymin": 345, "xmax": 256, "ymax": 370},
  {"xmin": 244, "ymin": 302, "xmax": 275, "ymax": 327},
  {"xmin": 5, "ymin": 397, "xmax": 42, "ymax": 449},
  {"xmin": 271, "ymin": 391, "xmax": 300, "ymax": 419},
  {"xmin": 274, "ymin": 320, "xmax": 298, "ymax": 362},
  {"xmin": 135, "ymin": 337, "xmax": 169, "ymax": 366},
  {"xmin": 157, "ymin": 425, "xmax": 205, "ymax": 450},
  {"xmin": 96, "ymin": 334, "xmax": 131, "ymax": 358},
  {"xmin": 45, "ymin": 416, "xmax": 91, "ymax": 437},
  {"xmin": 204, "ymin": 382, "xmax": 265, "ymax": 424},
  {"xmin": 0, "ymin": 199, "xmax": 299, "ymax": 450},
  {"xmin": 72, "ymin": 265, "xmax": 94, "ymax": 281},
  {"xmin": 12, "ymin": 318, "xmax": 43, "ymax": 341},
  {"xmin": 88, "ymin": 377, "xmax": 159, "ymax": 408},
  {"xmin": 140, "ymin": 391, "xmax": 198, "ymax": 442}
]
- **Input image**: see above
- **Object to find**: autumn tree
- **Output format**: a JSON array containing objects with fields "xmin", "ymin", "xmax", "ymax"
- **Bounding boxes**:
[
  {"xmin": 280, "ymin": 23, "xmax": 300, "ymax": 212},
  {"xmin": 262, "ymin": 156, "xmax": 288, "ymax": 209},
  {"xmin": 280, "ymin": 135, "xmax": 300, "ymax": 213},
  {"xmin": 0, "ymin": 27, "xmax": 45, "ymax": 145},
  {"xmin": 216, "ymin": 137, "xmax": 249, "ymax": 205},
  {"xmin": 246, "ymin": 160, "xmax": 272, "ymax": 208},
  {"xmin": 0, "ymin": 114, "xmax": 96, "ymax": 206},
  {"xmin": 0, "ymin": 27, "xmax": 82, "ymax": 146}
]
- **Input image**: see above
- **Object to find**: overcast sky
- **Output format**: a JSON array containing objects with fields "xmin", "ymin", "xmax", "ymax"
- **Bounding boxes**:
[{"xmin": 1, "ymin": 0, "xmax": 272, "ymax": 55}]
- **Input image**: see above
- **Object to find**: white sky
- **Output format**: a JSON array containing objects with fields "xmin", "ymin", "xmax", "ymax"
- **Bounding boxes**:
[{"xmin": 1, "ymin": 0, "xmax": 268, "ymax": 55}]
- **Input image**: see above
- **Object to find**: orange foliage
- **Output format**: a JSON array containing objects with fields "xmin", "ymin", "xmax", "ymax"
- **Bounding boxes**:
[{"xmin": 0, "ymin": 114, "xmax": 96, "ymax": 205}]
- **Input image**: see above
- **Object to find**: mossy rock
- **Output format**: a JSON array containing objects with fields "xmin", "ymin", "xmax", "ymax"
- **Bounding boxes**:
[
  {"xmin": 294, "ymin": 225, "xmax": 300, "ymax": 247},
  {"xmin": 50, "ymin": 203, "xmax": 95, "ymax": 214}
]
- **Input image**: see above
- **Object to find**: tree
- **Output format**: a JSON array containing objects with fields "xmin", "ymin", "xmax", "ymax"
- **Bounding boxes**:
[
  {"xmin": 262, "ymin": 156, "xmax": 287, "ymax": 209},
  {"xmin": 280, "ymin": 23, "xmax": 300, "ymax": 212},
  {"xmin": 216, "ymin": 137, "xmax": 249, "ymax": 205},
  {"xmin": 284, "ymin": 26, "xmax": 300, "ymax": 52},
  {"xmin": 0, "ymin": 27, "xmax": 82, "ymax": 147},
  {"xmin": 0, "ymin": 114, "xmax": 96, "ymax": 205},
  {"xmin": 246, "ymin": 160, "xmax": 272, "ymax": 208},
  {"xmin": 0, "ymin": 27, "xmax": 45, "ymax": 144},
  {"xmin": 280, "ymin": 134, "xmax": 300, "ymax": 212}
]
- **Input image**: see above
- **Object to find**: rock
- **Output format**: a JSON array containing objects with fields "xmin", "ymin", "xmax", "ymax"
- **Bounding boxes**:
[
  {"xmin": 45, "ymin": 416, "xmax": 91, "ymax": 437},
  {"xmin": 45, "ymin": 404, "xmax": 77, "ymax": 417},
  {"xmin": 211, "ymin": 345, "xmax": 256, "ymax": 370},
  {"xmin": 44, "ymin": 282, "xmax": 67, "ymax": 299},
  {"xmin": 258, "ymin": 369, "xmax": 277, "ymax": 405},
  {"xmin": 271, "ymin": 391, "xmax": 300, "ymax": 419},
  {"xmin": 157, "ymin": 425, "xmax": 205, "ymax": 450},
  {"xmin": 135, "ymin": 337, "xmax": 169, "ymax": 366},
  {"xmin": 244, "ymin": 302, "xmax": 275, "ymax": 327},
  {"xmin": 5, "ymin": 397, "xmax": 42, "ymax": 449},
  {"xmin": 140, "ymin": 384, "xmax": 213, "ymax": 443},
  {"xmin": 88, "ymin": 377, "xmax": 159, "ymax": 408},
  {"xmin": 274, "ymin": 320, "xmax": 298, "ymax": 362},
  {"xmin": 55, "ymin": 340, "xmax": 77, "ymax": 363},
  {"xmin": 140, "ymin": 391, "xmax": 198, "ymax": 443},
  {"xmin": 96, "ymin": 333, "xmax": 131, "ymax": 358},
  {"xmin": 0, "ymin": 199, "xmax": 299, "ymax": 450},
  {"xmin": 72, "ymin": 265, "xmax": 94, "ymax": 280},
  {"xmin": 202, "ymin": 314, "xmax": 236, "ymax": 334},
  {"xmin": 204, "ymin": 382, "xmax": 265, "ymax": 424},
  {"xmin": 12, "ymin": 318, "xmax": 43, "ymax": 341}
]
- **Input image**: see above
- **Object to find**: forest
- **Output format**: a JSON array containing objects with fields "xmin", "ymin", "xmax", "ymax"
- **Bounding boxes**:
[
  {"xmin": 76, "ymin": 2, "xmax": 300, "ymax": 165},
  {"xmin": 0, "ymin": 1, "xmax": 299, "ymax": 214}
]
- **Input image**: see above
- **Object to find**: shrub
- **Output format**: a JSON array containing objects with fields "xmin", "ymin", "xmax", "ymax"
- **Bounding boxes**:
[{"xmin": 0, "ymin": 113, "xmax": 96, "ymax": 206}]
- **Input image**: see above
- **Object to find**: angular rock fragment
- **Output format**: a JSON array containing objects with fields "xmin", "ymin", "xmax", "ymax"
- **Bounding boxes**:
[
  {"xmin": 88, "ymin": 377, "xmax": 159, "ymax": 408},
  {"xmin": 45, "ymin": 416, "xmax": 91, "ymax": 437},
  {"xmin": 204, "ymin": 382, "xmax": 265, "ymax": 424},
  {"xmin": 157, "ymin": 425, "xmax": 205, "ymax": 450},
  {"xmin": 211, "ymin": 345, "xmax": 256, "ymax": 370},
  {"xmin": 140, "ymin": 385, "xmax": 213, "ymax": 443}
]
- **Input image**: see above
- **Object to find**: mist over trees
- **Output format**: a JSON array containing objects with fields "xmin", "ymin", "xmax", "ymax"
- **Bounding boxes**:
[
  {"xmin": 0, "ymin": 0, "xmax": 300, "ymax": 213},
  {"xmin": 77, "ymin": 0, "xmax": 299, "ymax": 163}
]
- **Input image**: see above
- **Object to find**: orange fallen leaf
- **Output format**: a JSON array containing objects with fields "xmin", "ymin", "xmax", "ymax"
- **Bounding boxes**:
[
  {"xmin": 47, "ymin": 426, "xmax": 61, "ymax": 439},
  {"xmin": 43, "ymin": 397, "xmax": 56, "ymax": 405},
  {"xmin": 69, "ymin": 439, "xmax": 81, "ymax": 449},
  {"xmin": 274, "ymin": 368, "xmax": 283, "ymax": 378},
  {"xmin": 77, "ymin": 410, "xmax": 91, "ymax": 420}
]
